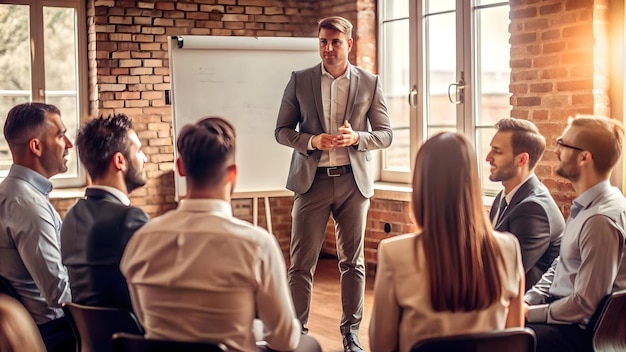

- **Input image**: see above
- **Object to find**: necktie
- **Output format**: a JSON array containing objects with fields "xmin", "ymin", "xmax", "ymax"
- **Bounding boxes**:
[
  {"xmin": 496, "ymin": 197, "xmax": 508, "ymax": 223},
  {"xmin": 570, "ymin": 201, "xmax": 583, "ymax": 219}
]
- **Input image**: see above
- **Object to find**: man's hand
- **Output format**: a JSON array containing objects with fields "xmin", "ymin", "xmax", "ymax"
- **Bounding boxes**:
[
  {"xmin": 312, "ymin": 133, "xmax": 337, "ymax": 150},
  {"xmin": 337, "ymin": 120, "xmax": 359, "ymax": 147}
]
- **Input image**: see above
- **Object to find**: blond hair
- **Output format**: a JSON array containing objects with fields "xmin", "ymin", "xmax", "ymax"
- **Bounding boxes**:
[
  {"xmin": 318, "ymin": 16, "xmax": 353, "ymax": 38},
  {"xmin": 569, "ymin": 115, "xmax": 624, "ymax": 175}
]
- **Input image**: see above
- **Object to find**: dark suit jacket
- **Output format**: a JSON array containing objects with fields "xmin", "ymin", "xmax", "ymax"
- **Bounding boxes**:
[
  {"xmin": 61, "ymin": 188, "xmax": 149, "ymax": 311},
  {"xmin": 490, "ymin": 175, "xmax": 564, "ymax": 290},
  {"xmin": 275, "ymin": 63, "xmax": 393, "ymax": 197}
]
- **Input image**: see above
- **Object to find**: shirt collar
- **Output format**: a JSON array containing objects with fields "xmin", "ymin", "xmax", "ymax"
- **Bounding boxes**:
[
  {"xmin": 573, "ymin": 180, "xmax": 612, "ymax": 210},
  {"xmin": 7, "ymin": 164, "xmax": 53, "ymax": 196},
  {"xmin": 178, "ymin": 198, "xmax": 233, "ymax": 217},
  {"xmin": 87, "ymin": 185, "xmax": 131, "ymax": 206},
  {"xmin": 502, "ymin": 173, "xmax": 534, "ymax": 205},
  {"xmin": 321, "ymin": 62, "xmax": 351, "ymax": 80}
]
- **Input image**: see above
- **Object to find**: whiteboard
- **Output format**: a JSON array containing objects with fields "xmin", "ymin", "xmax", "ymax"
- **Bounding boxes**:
[{"xmin": 168, "ymin": 36, "xmax": 321, "ymax": 198}]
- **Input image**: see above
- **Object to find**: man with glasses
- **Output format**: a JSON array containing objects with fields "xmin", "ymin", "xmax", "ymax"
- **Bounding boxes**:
[
  {"xmin": 524, "ymin": 115, "xmax": 626, "ymax": 352},
  {"xmin": 486, "ymin": 117, "xmax": 564, "ymax": 290}
]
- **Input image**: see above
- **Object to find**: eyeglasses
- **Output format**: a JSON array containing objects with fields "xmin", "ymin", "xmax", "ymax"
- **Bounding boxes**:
[{"xmin": 556, "ymin": 138, "xmax": 585, "ymax": 151}]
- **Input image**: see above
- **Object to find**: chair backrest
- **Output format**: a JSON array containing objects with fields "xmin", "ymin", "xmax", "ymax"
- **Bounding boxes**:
[
  {"xmin": 0, "ymin": 275, "xmax": 21, "ymax": 303},
  {"xmin": 410, "ymin": 327, "xmax": 536, "ymax": 352},
  {"xmin": 62, "ymin": 302, "xmax": 144, "ymax": 352},
  {"xmin": 112, "ymin": 332, "xmax": 226, "ymax": 352},
  {"xmin": 590, "ymin": 289, "xmax": 626, "ymax": 352}
]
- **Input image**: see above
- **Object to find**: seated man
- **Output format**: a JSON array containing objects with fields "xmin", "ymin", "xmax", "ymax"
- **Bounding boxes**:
[
  {"xmin": 0, "ymin": 102, "xmax": 75, "ymax": 351},
  {"xmin": 486, "ymin": 118, "xmax": 564, "ymax": 289},
  {"xmin": 121, "ymin": 117, "xmax": 319, "ymax": 352},
  {"xmin": 525, "ymin": 115, "xmax": 626, "ymax": 352},
  {"xmin": 61, "ymin": 114, "xmax": 149, "ymax": 311}
]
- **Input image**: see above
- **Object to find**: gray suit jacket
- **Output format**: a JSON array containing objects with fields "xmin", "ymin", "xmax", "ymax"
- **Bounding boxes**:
[
  {"xmin": 275, "ymin": 63, "xmax": 392, "ymax": 197},
  {"xmin": 490, "ymin": 175, "xmax": 564, "ymax": 289}
]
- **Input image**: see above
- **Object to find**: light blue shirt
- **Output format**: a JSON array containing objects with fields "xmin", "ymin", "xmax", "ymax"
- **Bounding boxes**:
[
  {"xmin": 525, "ymin": 180, "xmax": 626, "ymax": 327},
  {"xmin": 0, "ymin": 164, "xmax": 71, "ymax": 324}
]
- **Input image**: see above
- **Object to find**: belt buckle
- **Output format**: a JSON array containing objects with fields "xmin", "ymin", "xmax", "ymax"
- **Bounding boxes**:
[{"xmin": 326, "ymin": 166, "xmax": 342, "ymax": 177}]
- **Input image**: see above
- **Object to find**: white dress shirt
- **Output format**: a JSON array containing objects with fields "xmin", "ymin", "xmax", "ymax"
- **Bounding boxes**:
[{"xmin": 120, "ymin": 198, "xmax": 301, "ymax": 352}]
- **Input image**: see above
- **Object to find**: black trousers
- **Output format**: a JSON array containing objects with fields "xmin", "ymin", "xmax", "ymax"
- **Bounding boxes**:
[
  {"xmin": 527, "ymin": 323, "xmax": 593, "ymax": 352},
  {"xmin": 38, "ymin": 316, "xmax": 77, "ymax": 352}
]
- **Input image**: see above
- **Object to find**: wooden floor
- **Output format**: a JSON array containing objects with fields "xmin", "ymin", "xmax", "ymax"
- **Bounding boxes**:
[{"xmin": 306, "ymin": 257, "xmax": 374, "ymax": 352}]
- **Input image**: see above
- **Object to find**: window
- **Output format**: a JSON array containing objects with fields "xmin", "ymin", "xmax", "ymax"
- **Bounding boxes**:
[
  {"xmin": 378, "ymin": 0, "xmax": 511, "ymax": 194},
  {"xmin": 0, "ymin": 0, "xmax": 87, "ymax": 187}
]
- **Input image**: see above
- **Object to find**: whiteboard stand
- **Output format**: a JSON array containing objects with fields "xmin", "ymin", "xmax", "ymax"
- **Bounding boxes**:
[{"xmin": 232, "ymin": 190, "xmax": 293, "ymax": 234}]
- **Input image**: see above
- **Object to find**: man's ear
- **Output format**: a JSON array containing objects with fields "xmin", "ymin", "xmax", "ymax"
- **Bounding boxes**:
[
  {"xmin": 176, "ymin": 157, "xmax": 186, "ymax": 177},
  {"xmin": 29, "ymin": 138, "xmax": 43, "ymax": 157},
  {"xmin": 227, "ymin": 164, "xmax": 237, "ymax": 184},
  {"xmin": 347, "ymin": 37, "xmax": 353, "ymax": 51},
  {"xmin": 112, "ymin": 152, "xmax": 126, "ymax": 172},
  {"xmin": 516, "ymin": 152, "xmax": 530, "ymax": 167}
]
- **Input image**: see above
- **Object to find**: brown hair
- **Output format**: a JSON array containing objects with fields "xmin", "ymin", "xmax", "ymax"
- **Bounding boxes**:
[
  {"xmin": 569, "ymin": 115, "xmax": 624, "ymax": 175},
  {"xmin": 412, "ymin": 132, "xmax": 505, "ymax": 312},
  {"xmin": 0, "ymin": 295, "xmax": 45, "ymax": 352},
  {"xmin": 495, "ymin": 118, "xmax": 546, "ymax": 169},
  {"xmin": 176, "ymin": 117, "xmax": 236, "ymax": 188},
  {"xmin": 318, "ymin": 16, "xmax": 353, "ymax": 38}
]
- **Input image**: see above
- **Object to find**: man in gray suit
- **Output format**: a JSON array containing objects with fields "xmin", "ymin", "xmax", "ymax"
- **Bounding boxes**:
[
  {"xmin": 275, "ymin": 16, "xmax": 392, "ymax": 352},
  {"xmin": 486, "ymin": 118, "xmax": 564, "ymax": 290}
]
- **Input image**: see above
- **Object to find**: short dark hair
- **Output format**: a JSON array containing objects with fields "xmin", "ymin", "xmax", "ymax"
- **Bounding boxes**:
[
  {"xmin": 76, "ymin": 114, "xmax": 133, "ymax": 180},
  {"xmin": 4, "ymin": 103, "xmax": 61, "ymax": 152},
  {"xmin": 318, "ymin": 16, "xmax": 353, "ymax": 38},
  {"xmin": 495, "ymin": 118, "xmax": 546, "ymax": 170},
  {"xmin": 570, "ymin": 115, "xmax": 624, "ymax": 175},
  {"xmin": 177, "ymin": 117, "xmax": 236, "ymax": 187}
]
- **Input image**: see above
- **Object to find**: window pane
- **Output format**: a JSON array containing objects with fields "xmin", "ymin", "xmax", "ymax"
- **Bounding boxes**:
[
  {"xmin": 44, "ymin": 6, "xmax": 79, "ymax": 178},
  {"xmin": 381, "ymin": 18, "xmax": 410, "ymax": 171},
  {"xmin": 476, "ymin": 0, "xmax": 509, "ymax": 6},
  {"xmin": 475, "ymin": 5, "xmax": 511, "ymax": 126},
  {"xmin": 425, "ymin": 13, "xmax": 456, "ymax": 130},
  {"xmin": 382, "ymin": 0, "xmax": 409, "ymax": 21},
  {"xmin": 426, "ymin": 0, "xmax": 455, "ymax": 14},
  {"xmin": 476, "ymin": 127, "xmax": 499, "ymax": 194},
  {"xmin": 0, "ymin": 4, "xmax": 31, "ymax": 175}
]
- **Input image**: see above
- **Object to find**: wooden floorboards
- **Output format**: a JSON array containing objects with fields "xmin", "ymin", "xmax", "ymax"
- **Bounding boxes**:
[{"xmin": 306, "ymin": 257, "xmax": 374, "ymax": 352}]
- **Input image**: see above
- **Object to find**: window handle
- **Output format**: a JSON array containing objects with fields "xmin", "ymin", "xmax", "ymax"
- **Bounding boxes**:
[
  {"xmin": 447, "ymin": 72, "xmax": 465, "ymax": 104},
  {"xmin": 408, "ymin": 85, "xmax": 418, "ymax": 108}
]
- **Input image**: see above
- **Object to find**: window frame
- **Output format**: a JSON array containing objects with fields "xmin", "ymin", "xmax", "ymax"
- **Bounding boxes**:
[{"xmin": 0, "ymin": 0, "xmax": 88, "ymax": 188}]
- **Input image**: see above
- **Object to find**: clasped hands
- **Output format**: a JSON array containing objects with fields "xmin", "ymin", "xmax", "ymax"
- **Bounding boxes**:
[{"xmin": 312, "ymin": 120, "xmax": 359, "ymax": 151}]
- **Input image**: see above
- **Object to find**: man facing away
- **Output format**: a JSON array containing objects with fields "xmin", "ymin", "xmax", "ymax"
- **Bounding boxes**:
[
  {"xmin": 525, "ymin": 115, "xmax": 626, "ymax": 352},
  {"xmin": 0, "ymin": 102, "xmax": 75, "ymax": 351},
  {"xmin": 275, "ymin": 16, "xmax": 392, "ymax": 352},
  {"xmin": 61, "ymin": 114, "xmax": 149, "ymax": 311},
  {"xmin": 121, "ymin": 117, "xmax": 320, "ymax": 352},
  {"xmin": 486, "ymin": 117, "xmax": 564, "ymax": 290}
]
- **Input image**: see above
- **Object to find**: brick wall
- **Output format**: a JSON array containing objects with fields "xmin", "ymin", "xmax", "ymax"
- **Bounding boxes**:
[
  {"xmin": 509, "ymin": 0, "xmax": 612, "ymax": 216},
  {"xmin": 50, "ymin": 0, "xmax": 616, "ymax": 276}
]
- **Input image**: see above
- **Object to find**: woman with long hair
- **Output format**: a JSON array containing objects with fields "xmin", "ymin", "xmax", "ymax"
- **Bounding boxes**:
[{"xmin": 369, "ymin": 132, "xmax": 524, "ymax": 352}]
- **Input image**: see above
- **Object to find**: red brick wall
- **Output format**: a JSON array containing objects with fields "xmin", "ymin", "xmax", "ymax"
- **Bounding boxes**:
[{"xmin": 509, "ymin": 0, "xmax": 612, "ymax": 217}]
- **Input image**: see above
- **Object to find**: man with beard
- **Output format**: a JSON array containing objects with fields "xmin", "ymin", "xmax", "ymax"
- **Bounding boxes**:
[
  {"xmin": 486, "ymin": 118, "xmax": 564, "ymax": 290},
  {"xmin": 524, "ymin": 115, "xmax": 626, "ymax": 352},
  {"xmin": 0, "ymin": 102, "xmax": 75, "ymax": 352},
  {"xmin": 61, "ymin": 114, "xmax": 149, "ymax": 312},
  {"xmin": 121, "ymin": 117, "xmax": 320, "ymax": 352}
]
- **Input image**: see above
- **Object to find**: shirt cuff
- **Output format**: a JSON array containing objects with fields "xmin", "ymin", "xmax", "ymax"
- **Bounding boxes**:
[
  {"xmin": 307, "ymin": 136, "xmax": 315, "ymax": 150},
  {"xmin": 526, "ymin": 304, "xmax": 549, "ymax": 323}
]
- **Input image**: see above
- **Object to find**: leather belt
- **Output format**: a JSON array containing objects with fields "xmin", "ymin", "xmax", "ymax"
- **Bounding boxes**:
[{"xmin": 316, "ymin": 165, "xmax": 352, "ymax": 177}]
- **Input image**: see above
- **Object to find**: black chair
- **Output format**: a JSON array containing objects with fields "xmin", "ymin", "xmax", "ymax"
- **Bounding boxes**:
[
  {"xmin": 112, "ymin": 332, "xmax": 225, "ymax": 352},
  {"xmin": 410, "ymin": 327, "xmax": 536, "ymax": 352},
  {"xmin": 0, "ymin": 275, "xmax": 21, "ymax": 303},
  {"xmin": 587, "ymin": 289, "xmax": 626, "ymax": 352},
  {"xmin": 62, "ymin": 302, "xmax": 144, "ymax": 352}
]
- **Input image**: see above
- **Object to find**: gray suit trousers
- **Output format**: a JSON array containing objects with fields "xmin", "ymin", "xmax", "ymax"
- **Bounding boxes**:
[{"xmin": 288, "ymin": 171, "xmax": 369, "ymax": 335}]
